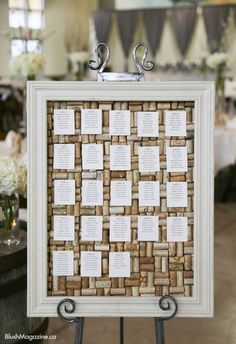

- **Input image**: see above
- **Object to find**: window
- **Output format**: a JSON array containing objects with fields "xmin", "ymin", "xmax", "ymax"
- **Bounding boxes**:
[{"xmin": 9, "ymin": 0, "xmax": 44, "ymax": 56}]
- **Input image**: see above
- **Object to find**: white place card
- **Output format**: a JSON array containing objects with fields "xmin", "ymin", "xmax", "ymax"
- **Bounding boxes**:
[
  {"xmin": 80, "ymin": 251, "xmax": 101, "ymax": 277},
  {"xmin": 109, "ymin": 252, "xmax": 130, "ymax": 277},
  {"xmin": 165, "ymin": 110, "xmax": 186, "ymax": 137},
  {"xmin": 81, "ymin": 216, "xmax": 103, "ymax": 241},
  {"xmin": 54, "ymin": 180, "xmax": 75, "ymax": 205},
  {"xmin": 137, "ymin": 111, "xmax": 159, "ymax": 137},
  {"xmin": 53, "ymin": 251, "xmax": 74, "ymax": 276},
  {"xmin": 82, "ymin": 180, "xmax": 103, "ymax": 206},
  {"xmin": 138, "ymin": 216, "xmax": 159, "ymax": 241},
  {"xmin": 167, "ymin": 217, "xmax": 188, "ymax": 242},
  {"xmin": 110, "ymin": 181, "xmax": 132, "ymax": 206},
  {"xmin": 139, "ymin": 181, "xmax": 160, "ymax": 206},
  {"xmin": 53, "ymin": 144, "xmax": 75, "ymax": 170},
  {"xmin": 82, "ymin": 144, "xmax": 103, "ymax": 170},
  {"xmin": 110, "ymin": 145, "xmax": 131, "ymax": 171},
  {"xmin": 81, "ymin": 109, "xmax": 102, "ymax": 134},
  {"xmin": 110, "ymin": 216, "xmax": 131, "ymax": 242},
  {"xmin": 109, "ymin": 110, "xmax": 130, "ymax": 136},
  {"xmin": 166, "ymin": 147, "xmax": 188, "ymax": 172},
  {"xmin": 167, "ymin": 182, "xmax": 188, "ymax": 207},
  {"xmin": 53, "ymin": 215, "xmax": 74, "ymax": 241},
  {"xmin": 54, "ymin": 109, "xmax": 75, "ymax": 135},
  {"xmin": 138, "ymin": 146, "xmax": 160, "ymax": 172}
]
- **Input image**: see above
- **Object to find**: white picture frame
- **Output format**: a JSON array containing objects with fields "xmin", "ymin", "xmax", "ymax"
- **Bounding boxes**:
[{"xmin": 27, "ymin": 81, "xmax": 214, "ymax": 317}]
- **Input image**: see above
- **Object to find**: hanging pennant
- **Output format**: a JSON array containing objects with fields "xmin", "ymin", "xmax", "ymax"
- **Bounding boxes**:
[
  {"xmin": 92, "ymin": 10, "xmax": 113, "ymax": 44},
  {"xmin": 143, "ymin": 9, "xmax": 166, "ymax": 57},
  {"xmin": 116, "ymin": 10, "xmax": 138, "ymax": 58},
  {"xmin": 202, "ymin": 5, "xmax": 229, "ymax": 53},
  {"xmin": 170, "ymin": 7, "xmax": 197, "ymax": 57}
]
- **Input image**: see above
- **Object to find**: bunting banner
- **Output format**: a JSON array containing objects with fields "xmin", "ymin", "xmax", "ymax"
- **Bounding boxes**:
[
  {"xmin": 116, "ymin": 10, "xmax": 138, "ymax": 58},
  {"xmin": 170, "ymin": 7, "xmax": 197, "ymax": 56},
  {"xmin": 202, "ymin": 5, "xmax": 230, "ymax": 52},
  {"xmin": 92, "ymin": 10, "xmax": 113, "ymax": 44},
  {"xmin": 143, "ymin": 9, "xmax": 166, "ymax": 57}
]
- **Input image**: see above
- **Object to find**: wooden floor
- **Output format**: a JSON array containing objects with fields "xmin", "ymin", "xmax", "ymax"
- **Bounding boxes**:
[{"xmin": 46, "ymin": 204, "xmax": 236, "ymax": 344}]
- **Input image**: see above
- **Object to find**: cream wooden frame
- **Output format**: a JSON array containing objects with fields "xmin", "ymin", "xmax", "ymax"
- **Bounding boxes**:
[{"xmin": 27, "ymin": 81, "xmax": 214, "ymax": 317}]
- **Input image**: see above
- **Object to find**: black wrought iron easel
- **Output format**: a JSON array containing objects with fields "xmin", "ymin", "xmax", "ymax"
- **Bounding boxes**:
[{"xmin": 56, "ymin": 42, "xmax": 178, "ymax": 344}]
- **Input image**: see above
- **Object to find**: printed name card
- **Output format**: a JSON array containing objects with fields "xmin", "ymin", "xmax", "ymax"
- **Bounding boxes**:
[
  {"xmin": 81, "ymin": 216, "xmax": 103, "ymax": 241},
  {"xmin": 110, "ymin": 145, "xmax": 131, "ymax": 171},
  {"xmin": 110, "ymin": 181, "xmax": 132, "ymax": 206},
  {"xmin": 109, "ymin": 110, "xmax": 130, "ymax": 136},
  {"xmin": 165, "ymin": 111, "xmax": 186, "ymax": 137},
  {"xmin": 54, "ymin": 180, "xmax": 75, "ymax": 205},
  {"xmin": 53, "ymin": 215, "xmax": 74, "ymax": 241},
  {"xmin": 109, "ymin": 252, "xmax": 130, "ymax": 277},
  {"xmin": 138, "ymin": 146, "xmax": 160, "ymax": 172},
  {"xmin": 137, "ymin": 112, "xmax": 159, "ymax": 137},
  {"xmin": 139, "ymin": 181, "xmax": 160, "ymax": 206},
  {"xmin": 167, "ymin": 217, "xmax": 188, "ymax": 242},
  {"xmin": 53, "ymin": 251, "xmax": 74, "ymax": 276},
  {"xmin": 53, "ymin": 144, "xmax": 75, "ymax": 170},
  {"xmin": 138, "ymin": 216, "xmax": 159, "ymax": 241},
  {"xmin": 82, "ymin": 180, "xmax": 103, "ymax": 206},
  {"xmin": 80, "ymin": 251, "xmax": 101, "ymax": 277},
  {"xmin": 166, "ymin": 147, "xmax": 188, "ymax": 172},
  {"xmin": 81, "ymin": 109, "xmax": 102, "ymax": 134},
  {"xmin": 110, "ymin": 216, "xmax": 131, "ymax": 242},
  {"xmin": 54, "ymin": 109, "xmax": 75, "ymax": 135},
  {"xmin": 82, "ymin": 144, "xmax": 103, "ymax": 170},
  {"xmin": 167, "ymin": 182, "xmax": 188, "ymax": 207}
]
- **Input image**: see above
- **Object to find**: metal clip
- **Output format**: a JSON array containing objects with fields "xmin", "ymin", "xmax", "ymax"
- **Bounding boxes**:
[{"xmin": 88, "ymin": 42, "xmax": 154, "ymax": 82}]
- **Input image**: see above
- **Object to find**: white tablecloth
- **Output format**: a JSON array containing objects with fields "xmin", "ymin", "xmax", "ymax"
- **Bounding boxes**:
[{"xmin": 215, "ymin": 126, "xmax": 236, "ymax": 175}]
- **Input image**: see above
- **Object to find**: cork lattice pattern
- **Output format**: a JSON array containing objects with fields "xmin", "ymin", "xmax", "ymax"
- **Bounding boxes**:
[{"xmin": 47, "ymin": 100, "xmax": 194, "ymax": 297}]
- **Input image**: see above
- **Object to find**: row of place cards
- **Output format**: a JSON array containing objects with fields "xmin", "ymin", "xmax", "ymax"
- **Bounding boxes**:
[
  {"xmin": 53, "ymin": 109, "xmax": 187, "ymax": 137},
  {"xmin": 53, "ymin": 215, "xmax": 188, "ymax": 243},
  {"xmin": 53, "ymin": 144, "xmax": 188, "ymax": 173},
  {"xmin": 53, "ymin": 215, "xmax": 187, "ymax": 278},
  {"xmin": 54, "ymin": 180, "xmax": 188, "ymax": 207}
]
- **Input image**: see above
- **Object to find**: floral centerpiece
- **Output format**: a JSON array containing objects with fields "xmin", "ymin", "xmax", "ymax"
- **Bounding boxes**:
[
  {"xmin": 9, "ymin": 53, "xmax": 45, "ymax": 79},
  {"xmin": 0, "ymin": 156, "xmax": 27, "ymax": 245},
  {"xmin": 206, "ymin": 52, "xmax": 228, "ymax": 95}
]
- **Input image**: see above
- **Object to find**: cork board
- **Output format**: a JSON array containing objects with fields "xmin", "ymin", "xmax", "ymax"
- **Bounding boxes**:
[{"xmin": 47, "ymin": 100, "xmax": 194, "ymax": 298}]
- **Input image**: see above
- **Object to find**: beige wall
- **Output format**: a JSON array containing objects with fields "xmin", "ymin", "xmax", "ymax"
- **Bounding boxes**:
[{"xmin": 0, "ymin": 0, "xmax": 11, "ymax": 78}]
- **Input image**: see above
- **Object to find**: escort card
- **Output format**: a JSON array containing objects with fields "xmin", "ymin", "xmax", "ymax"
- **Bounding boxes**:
[
  {"xmin": 80, "ymin": 251, "xmax": 101, "ymax": 277},
  {"xmin": 82, "ymin": 180, "xmax": 103, "ymax": 206},
  {"xmin": 167, "ymin": 182, "xmax": 188, "ymax": 207},
  {"xmin": 110, "ymin": 181, "xmax": 132, "ymax": 206},
  {"xmin": 53, "ymin": 215, "xmax": 74, "ymax": 241},
  {"xmin": 54, "ymin": 109, "xmax": 75, "ymax": 135},
  {"xmin": 81, "ymin": 109, "xmax": 102, "ymax": 134},
  {"xmin": 166, "ymin": 147, "xmax": 188, "ymax": 172},
  {"xmin": 137, "ymin": 111, "xmax": 159, "ymax": 137},
  {"xmin": 109, "ymin": 252, "xmax": 130, "ymax": 277},
  {"xmin": 165, "ymin": 110, "xmax": 186, "ymax": 137},
  {"xmin": 53, "ymin": 251, "xmax": 74, "ymax": 276},
  {"xmin": 82, "ymin": 144, "xmax": 103, "ymax": 170},
  {"xmin": 110, "ymin": 216, "xmax": 131, "ymax": 242},
  {"xmin": 110, "ymin": 145, "xmax": 131, "ymax": 171},
  {"xmin": 138, "ymin": 146, "xmax": 160, "ymax": 172},
  {"xmin": 53, "ymin": 144, "xmax": 75, "ymax": 170},
  {"xmin": 138, "ymin": 216, "xmax": 159, "ymax": 241},
  {"xmin": 54, "ymin": 180, "xmax": 75, "ymax": 205},
  {"xmin": 139, "ymin": 181, "xmax": 160, "ymax": 206},
  {"xmin": 81, "ymin": 216, "xmax": 103, "ymax": 241},
  {"xmin": 167, "ymin": 217, "xmax": 188, "ymax": 242},
  {"xmin": 109, "ymin": 110, "xmax": 130, "ymax": 136}
]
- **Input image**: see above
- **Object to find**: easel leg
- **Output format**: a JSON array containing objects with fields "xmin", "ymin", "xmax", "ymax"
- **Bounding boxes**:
[
  {"xmin": 74, "ymin": 318, "xmax": 84, "ymax": 344},
  {"xmin": 120, "ymin": 317, "xmax": 124, "ymax": 344},
  {"xmin": 154, "ymin": 318, "xmax": 165, "ymax": 344}
]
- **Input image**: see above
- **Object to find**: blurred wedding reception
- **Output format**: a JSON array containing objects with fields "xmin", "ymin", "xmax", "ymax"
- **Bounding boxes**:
[{"xmin": 0, "ymin": 0, "xmax": 236, "ymax": 343}]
